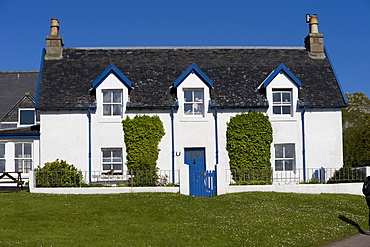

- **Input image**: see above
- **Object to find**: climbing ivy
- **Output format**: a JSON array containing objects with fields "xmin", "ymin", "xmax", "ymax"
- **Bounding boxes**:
[
  {"xmin": 226, "ymin": 112, "xmax": 273, "ymax": 183},
  {"xmin": 122, "ymin": 115, "xmax": 165, "ymax": 186}
]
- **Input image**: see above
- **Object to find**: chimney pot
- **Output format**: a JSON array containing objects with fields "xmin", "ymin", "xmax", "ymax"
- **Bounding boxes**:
[{"xmin": 50, "ymin": 18, "xmax": 60, "ymax": 36}]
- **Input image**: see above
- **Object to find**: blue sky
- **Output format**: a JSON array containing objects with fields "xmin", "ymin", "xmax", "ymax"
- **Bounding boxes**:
[{"xmin": 1, "ymin": 0, "xmax": 369, "ymax": 97}]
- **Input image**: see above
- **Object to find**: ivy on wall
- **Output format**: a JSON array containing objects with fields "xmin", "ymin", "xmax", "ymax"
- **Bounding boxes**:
[
  {"xmin": 122, "ymin": 115, "xmax": 165, "ymax": 172},
  {"xmin": 226, "ymin": 111, "xmax": 273, "ymax": 183}
]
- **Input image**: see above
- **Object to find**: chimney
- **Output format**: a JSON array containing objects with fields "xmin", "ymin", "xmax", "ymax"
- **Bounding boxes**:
[
  {"xmin": 45, "ymin": 18, "xmax": 63, "ymax": 60},
  {"xmin": 304, "ymin": 14, "xmax": 325, "ymax": 59}
]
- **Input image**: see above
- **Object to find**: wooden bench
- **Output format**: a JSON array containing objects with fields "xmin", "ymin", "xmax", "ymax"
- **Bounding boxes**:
[{"xmin": 0, "ymin": 172, "xmax": 24, "ymax": 192}]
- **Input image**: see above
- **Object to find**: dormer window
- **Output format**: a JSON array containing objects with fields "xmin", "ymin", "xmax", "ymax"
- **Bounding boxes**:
[
  {"xmin": 184, "ymin": 89, "xmax": 204, "ymax": 116},
  {"xmin": 103, "ymin": 90, "xmax": 122, "ymax": 116},
  {"xmin": 272, "ymin": 91, "xmax": 291, "ymax": 115},
  {"xmin": 19, "ymin": 109, "xmax": 36, "ymax": 126}
]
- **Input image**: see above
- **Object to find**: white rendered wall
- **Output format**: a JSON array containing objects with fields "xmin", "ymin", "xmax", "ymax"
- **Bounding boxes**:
[
  {"xmin": 304, "ymin": 108, "xmax": 343, "ymax": 169},
  {"xmin": 40, "ymin": 111, "xmax": 88, "ymax": 170}
]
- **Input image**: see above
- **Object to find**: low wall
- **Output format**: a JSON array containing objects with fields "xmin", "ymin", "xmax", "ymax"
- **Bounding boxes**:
[
  {"xmin": 225, "ymin": 183, "xmax": 364, "ymax": 196},
  {"xmin": 28, "ymin": 171, "xmax": 179, "ymax": 194},
  {"xmin": 30, "ymin": 186, "xmax": 179, "ymax": 194}
]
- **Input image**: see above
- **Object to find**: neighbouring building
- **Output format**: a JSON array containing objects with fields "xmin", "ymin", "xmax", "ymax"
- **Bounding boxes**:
[{"xmin": 0, "ymin": 71, "xmax": 40, "ymax": 176}]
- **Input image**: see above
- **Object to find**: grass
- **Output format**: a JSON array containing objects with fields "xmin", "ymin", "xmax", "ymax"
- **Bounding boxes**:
[{"xmin": 0, "ymin": 192, "xmax": 368, "ymax": 246}]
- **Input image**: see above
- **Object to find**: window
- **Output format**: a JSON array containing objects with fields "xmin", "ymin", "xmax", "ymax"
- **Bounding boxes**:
[
  {"xmin": 275, "ymin": 144, "xmax": 295, "ymax": 171},
  {"xmin": 272, "ymin": 91, "xmax": 291, "ymax": 115},
  {"xmin": 0, "ymin": 144, "xmax": 5, "ymax": 172},
  {"xmin": 19, "ymin": 109, "xmax": 36, "ymax": 125},
  {"xmin": 15, "ymin": 143, "xmax": 32, "ymax": 173},
  {"xmin": 102, "ymin": 149, "xmax": 122, "ymax": 174},
  {"xmin": 184, "ymin": 89, "xmax": 204, "ymax": 116},
  {"xmin": 103, "ymin": 90, "xmax": 122, "ymax": 116}
]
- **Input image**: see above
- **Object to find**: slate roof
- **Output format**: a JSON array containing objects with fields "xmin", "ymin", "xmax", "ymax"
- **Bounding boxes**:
[
  {"xmin": 0, "ymin": 72, "xmax": 39, "ymax": 118},
  {"xmin": 37, "ymin": 47, "xmax": 347, "ymax": 109}
]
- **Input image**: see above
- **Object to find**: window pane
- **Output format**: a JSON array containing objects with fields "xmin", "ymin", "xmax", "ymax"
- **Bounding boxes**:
[
  {"xmin": 273, "ymin": 92, "xmax": 281, "ymax": 103},
  {"xmin": 113, "ymin": 164, "xmax": 122, "ymax": 170},
  {"xmin": 24, "ymin": 143, "xmax": 32, "ymax": 158},
  {"xmin": 112, "ymin": 91, "xmax": 122, "ymax": 103},
  {"xmin": 275, "ymin": 146, "xmax": 283, "ymax": 158},
  {"xmin": 285, "ymin": 145, "xmax": 295, "ymax": 158},
  {"xmin": 15, "ymin": 144, "xmax": 22, "ymax": 158},
  {"xmin": 103, "ymin": 91, "xmax": 111, "ymax": 103},
  {"xmin": 0, "ymin": 144, "xmax": 4, "ymax": 158},
  {"xmin": 282, "ymin": 106, "xmax": 291, "ymax": 114},
  {"xmin": 112, "ymin": 150, "xmax": 122, "ymax": 159},
  {"xmin": 273, "ymin": 106, "xmax": 281, "ymax": 114},
  {"xmin": 15, "ymin": 160, "xmax": 23, "ymax": 172},
  {"xmin": 193, "ymin": 103, "xmax": 203, "ymax": 115},
  {"xmin": 184, "ymin": 91, "xmax": 192, "ymax": 102},
  {"xmin": 20, "ymin": 110, "xmax": 35, "ymax": 125},
  {"xmin": 282, "ymin": 93, "xmax": 291, "ymax": 103},
  {"xmin": 285, "ymin": 160, "xmax": 294, "ymax": 171},
  {"xmin": 24, "ymin": 160, "xmax": 32, "ymax": 173},
  {"xmin": 0, "ymin": 160, "xmax": 4, "ymax": 172},
  {"xmin": 103, "ymin": 164, "xmax": 111, "ymax": 170},
  {"xmin": 103, "ymin": 105, "xmax": 111, "ymax": 116},
  {"xmin": 275, "ymin": 160, "xmax": 283, "ymax": 171},
  {"xmin": 194, "ymin": 90, "xmax": 203, "ymax": 101},
  {"xmin": 184, "ymin": 104, "xmax": 192, "ymax": 115},
  {"xmin": 112, "ymin": 105, "xmax": 121, "ymax": 116},
  {"xmin": 102, "ymin": 150, "xmax": 111, "ymax": 158}
]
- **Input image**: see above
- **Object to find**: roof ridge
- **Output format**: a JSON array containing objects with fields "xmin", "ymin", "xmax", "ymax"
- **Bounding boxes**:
[{"xmin": 67, "ymin": 46, "xmax": 306, "ymax": 50}]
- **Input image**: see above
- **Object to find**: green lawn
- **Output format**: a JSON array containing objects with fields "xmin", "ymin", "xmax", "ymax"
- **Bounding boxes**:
[{"xmin": 0, "ymin": 192, "xmax": 368, "ymax": 246}]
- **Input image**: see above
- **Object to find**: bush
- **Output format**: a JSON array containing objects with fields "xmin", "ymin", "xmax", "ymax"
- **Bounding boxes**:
[
  {"xmin": 122, "ymin": 115, "xmax": 165, "ymax": 186},
  {"xmin": 226, "ymin": 112, "xmax": 273, "ymax": 183},
  {"xmin": 34, "ymin": 159, "xmax": 83, "ymax": 187}
]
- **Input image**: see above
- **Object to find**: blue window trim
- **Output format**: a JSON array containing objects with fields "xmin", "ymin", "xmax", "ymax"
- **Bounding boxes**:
[
  {"xmin": 262, "ymin": 63, "xmax": 302, "ymax": 88},
  {"xmin": 92, "ymin": 64, "xmax": 133, "ymax": 89},
  {"xmin": 174, "ymin": 63, "xmax": 214, "ymax": 88}
]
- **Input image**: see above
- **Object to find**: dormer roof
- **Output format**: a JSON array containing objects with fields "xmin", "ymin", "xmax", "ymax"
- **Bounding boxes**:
[
  {"xmin": 174, "ymin": 63, "xmax": 214, "ymax": 88},
  {"xmin": 260, "ymin": 63, "xmax": 302, "ymax": 89},
  {"xmin": 92, "ymin": 64, "xmax": 133, "ymax": 89}
]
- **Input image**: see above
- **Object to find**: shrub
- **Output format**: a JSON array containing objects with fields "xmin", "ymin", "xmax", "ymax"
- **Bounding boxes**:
[
  {"xmin": 122, "ymin": 115, "xmax": 165, "ymax": 186},
  {"xmin": 34, "ymin": 159, "xmax": 83, "ymax": 187},
  {"xmin": 226, "ymin": 112, "xmax": 273, "ymax": 183}
]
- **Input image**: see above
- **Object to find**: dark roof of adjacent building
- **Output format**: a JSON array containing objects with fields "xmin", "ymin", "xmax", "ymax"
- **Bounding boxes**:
[
  {"xmin": 0, "ymin": 125, "xmax": 40, "ymax": 136},
  {"xmin": 0, "ymin": 72, "xmax": 39, "ymax": 119},
  {"xmin": 37, "ymin": 46, "xmax": 347, "ymax": 109}
]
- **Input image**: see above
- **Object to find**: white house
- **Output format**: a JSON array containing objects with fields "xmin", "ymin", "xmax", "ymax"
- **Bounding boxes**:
[{"xmin": 35, "ymin": 16, "xmax": 347, "ymax": 194}]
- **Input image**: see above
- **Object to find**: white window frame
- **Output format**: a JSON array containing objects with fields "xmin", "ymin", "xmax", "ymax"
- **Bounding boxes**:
[
  {"xmin": 18, "ymin": 108, "xmax": 36, "ymax": 126},
  {"xmin": 274, "ymin": 144, "xmax": 295, "ymax": 171},
  {"xmin": 102, "ymin": 90, "xmax": 123, "ymax": 117},
  {"xmin": 272, "ymin": 91, "xmax": 292, "ymax": 115},
  {"xmin": 101, "ymin": 148, "xmax": 123, "ymax": 174},
  {"xmin": 14, "ymin": 142, "xmax": 32, "ymax": 173},
  {"xmin": 183, "ymin": 89, "xmax": 204, "ymax": 116},
  {"xmin": 0, "ymin": 143, "xmax": 5, "ymax": 172}
]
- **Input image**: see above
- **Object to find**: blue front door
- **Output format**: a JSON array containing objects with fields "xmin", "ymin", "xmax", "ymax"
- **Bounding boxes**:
[{"xmin": 185, "ymin": 148, "xmax": 216, "ymax": 197}]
